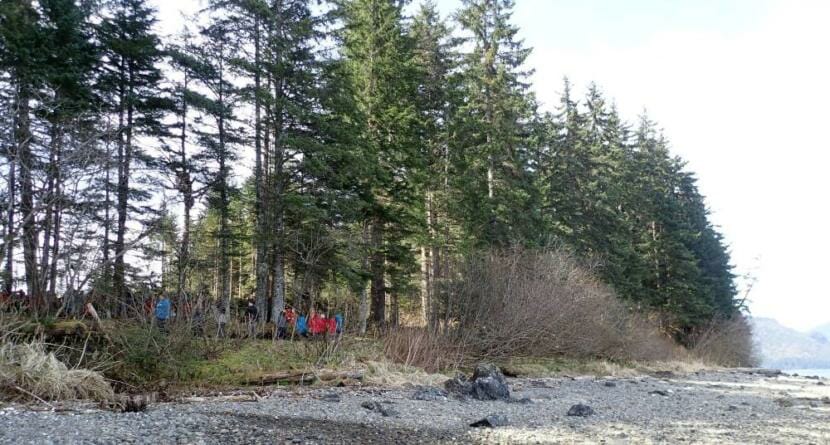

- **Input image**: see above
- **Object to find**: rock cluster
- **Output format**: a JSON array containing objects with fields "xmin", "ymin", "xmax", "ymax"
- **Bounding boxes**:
[{"xmin": 445, "ymin": 363, "xmax": 511, "ymax": 401}]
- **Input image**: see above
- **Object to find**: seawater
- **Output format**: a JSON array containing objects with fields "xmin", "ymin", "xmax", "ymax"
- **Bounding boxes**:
[{"xmin": 786, "ymin": 368, "xmax": 830, "ymax": 378}]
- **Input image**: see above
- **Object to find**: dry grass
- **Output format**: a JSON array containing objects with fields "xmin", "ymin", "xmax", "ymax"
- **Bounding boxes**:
[
  {"xmin": 363, "ymin": 360, "xmax": 449, "ymax": 387},
  {"xmin": 0, "ymin": 340, "xmax": 114, "ymax": 403}
]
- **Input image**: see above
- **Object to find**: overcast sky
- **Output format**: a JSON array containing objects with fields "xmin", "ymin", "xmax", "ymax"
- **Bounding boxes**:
[{"xmin": 150, "ymin": 0, "xmax": 830, "ymax": 331}]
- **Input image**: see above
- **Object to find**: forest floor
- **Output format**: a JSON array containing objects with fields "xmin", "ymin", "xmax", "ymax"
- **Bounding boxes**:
[{"xmin": 1, "ymin": 368, "xmax": 829, "ymax": 444}]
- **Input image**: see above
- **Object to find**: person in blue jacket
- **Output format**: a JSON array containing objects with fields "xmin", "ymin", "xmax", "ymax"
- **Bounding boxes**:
[
  {"xmin": 295, "ymin": 314, "xmax": 308, "ymax": 338},
  {"xmin": 334, "ymin": 313, "xmax": 344, "ymax": 335},
  {"xmin": 155, "ymin": 295, "xmax": 172, "ymax": 331}
]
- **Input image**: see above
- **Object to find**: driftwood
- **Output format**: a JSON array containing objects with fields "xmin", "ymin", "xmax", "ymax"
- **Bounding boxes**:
[
  {"xmin": 20, "ymin": 320, "xmax": 90, "ymax": 338},
  {"xmin": 241, "ymin": 370, "xmax": 364, "ymax": 386},
  {"xmin": 181, "ymin": 393, "xmax": 261, "ymax": 403}
]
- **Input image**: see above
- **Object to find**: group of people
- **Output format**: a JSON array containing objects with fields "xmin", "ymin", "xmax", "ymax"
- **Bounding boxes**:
[
  {"xmin": 148, "ymin": 294, "xmax": 344, "ymax": 340},
  {"xmin": 276, "ymin": 307, "xmax": 344, "ymax": 340}
]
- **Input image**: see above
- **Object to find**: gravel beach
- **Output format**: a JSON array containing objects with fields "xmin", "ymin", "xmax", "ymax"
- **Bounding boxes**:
[{"xmin": 1, "ymin": 369, "xmax": 829, "ymax": 444}]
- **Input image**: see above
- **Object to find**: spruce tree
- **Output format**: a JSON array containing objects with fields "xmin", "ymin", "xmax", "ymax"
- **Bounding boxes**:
[
  {"xmin": 338, "ymin": 0, "xmax": 420, "ymax": 327},
  {"xmin": 454, "ymin": 0, "xmax": 540, "ymax": 247},
  {"xmin": 97, "ymin": 0, "xmax": 169, "ymax": 305},
  {"xmin": 411, "ymin": 1, "xmax": 458, "ymax": 328}
]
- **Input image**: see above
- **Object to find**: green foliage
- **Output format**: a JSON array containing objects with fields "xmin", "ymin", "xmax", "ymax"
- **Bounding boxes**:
[{"xmin": 0, "ymin": 0, "xmax": 741, "ymax": 345}]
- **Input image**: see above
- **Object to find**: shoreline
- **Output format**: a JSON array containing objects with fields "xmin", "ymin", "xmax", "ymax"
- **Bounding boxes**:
[{"xmin": 1, "ymin": 369, "xmax": 829, "ymax": 444}]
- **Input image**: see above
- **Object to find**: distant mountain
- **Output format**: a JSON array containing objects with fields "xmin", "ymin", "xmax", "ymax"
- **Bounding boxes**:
[
  {"xmin": 751, "ymin": 317, "xmax": 830, "ymax": 369},
  {"xmin": 811, "ymin": 323, "xmax": 830, "ymax": 342}
]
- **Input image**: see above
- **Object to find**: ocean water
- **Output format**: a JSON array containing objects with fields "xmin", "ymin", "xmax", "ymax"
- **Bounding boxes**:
[{"xmin": 786, "ymin": 368, "xmax": 830, "ymax": 378}]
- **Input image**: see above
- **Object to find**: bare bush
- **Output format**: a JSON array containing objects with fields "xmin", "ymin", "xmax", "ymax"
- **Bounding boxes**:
[
  {"xmin": 440, "ymin": 248, "xmax": 677, "ymax": 362},
  {"xmin": 688, "ymin": 314, "xmax": 758, "ymax": 367},
  {"xmin": 383, "ymin": 327, "xmax": 464, "ymax": 372}
]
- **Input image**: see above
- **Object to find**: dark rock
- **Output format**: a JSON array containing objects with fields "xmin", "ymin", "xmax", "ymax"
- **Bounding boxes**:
[
  {"xmin": 360, "ymin": 401, "xmax": 398, "ymax": 417},
  {"xmin": 320, "ymin": 393, "xmax": 341, "ymax": 403},
  {"xmin": 649, "ymin": 390, "xmax": 670, "ymax": 397},
  {"xmin": 112, "ymin": 393, "xmax": 155, "ymax": 413},
  {"xmin": 472, "ymin": 375, "xmax": 510, "ymax": 401},
  {"xmin": 817, "ymin": 381, "xmax": 826, "ymax": 386},
  {"xmin": 757, "ymin": 369, "xmax": 783, "ymax": 378},
  {"xmin": 411, "ymin": 386, "xmax": 448, "ymax": 402},
  {"xmin": 604, "ymin": 381, "xmax": 617, "ymax": 388},
  {"xmin": 654, "ymin": 371, "xmax": 676, "ymax": 379},
  {"xmin": 469, "ymin": 414, "xmax": 509, "ymax": 428},
  {"xmin": 508, "ymin": 397, "xmax": 533, "ymax": 404},
  {"xmin": 727, "ymin": 405, "xmax": 739, "ymax": 411},
  {"xmin": 444, "ymin": 363, "xmax": 511, "ymax": 401},
  {"xmin": 381, "ymin": 407, "xmax": 400, "ymax": 417},
  {"xmin": 444, "ymin": 373, "xmax": 472, "ymax": 395},
  {"xmin": 775, "ymin": 398, "xmax": 794, "ymax": 408},
  {"xmin": 470, "ymin": 363, "xmax": 511, "ymax": 401},
  {"xmin": 567, "ymin": 404, "xmax": 595, "ymax": 417}
]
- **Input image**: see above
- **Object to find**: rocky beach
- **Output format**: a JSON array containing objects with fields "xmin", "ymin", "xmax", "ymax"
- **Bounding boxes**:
[{"xmin": 1, "ymin": 368, "xmax": 828, "ymax": 444}]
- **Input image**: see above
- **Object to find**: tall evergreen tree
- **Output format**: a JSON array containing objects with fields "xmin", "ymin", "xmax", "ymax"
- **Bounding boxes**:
[
  {"xmin": 97, "ymin": 0, "xmax": 169, "ymax": 305},
  {"xmin": 410, "ymin": 1, "xmax": 458, "ymax": 328},
  {"xmin": 0, "ymin": 0, "xmax": 41, "ymax": 300},
  {"xmin": 338, "ymin": 0, "xmax": 421, "ymax": 327},
  {"xmin": 454, "ymin": 0, "xmax": 540, "ymax": 247}
]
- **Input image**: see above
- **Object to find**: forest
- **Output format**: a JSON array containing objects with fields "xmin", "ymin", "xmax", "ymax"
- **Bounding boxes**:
[{"xmin": 0, "ymin": 0, "xmax": 742, "ymax": 347}]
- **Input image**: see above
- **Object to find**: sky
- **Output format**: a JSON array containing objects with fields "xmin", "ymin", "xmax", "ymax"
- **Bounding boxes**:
[{"xmin": 150, "ymin": 0, "xmax": 830, "ymax": 332}]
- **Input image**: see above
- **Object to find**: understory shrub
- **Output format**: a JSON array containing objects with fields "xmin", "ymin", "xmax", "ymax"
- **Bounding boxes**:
[
  {"xmin": 448, "ymin": 248, "xmax": 678, "ymax": 361},
  {"xmin": 688, "ymin": 315, "xmax": 758, "ymax": 367},
  {"xmin": 385, "ymin": 248, "xmax": 679, "ymax": 368}
]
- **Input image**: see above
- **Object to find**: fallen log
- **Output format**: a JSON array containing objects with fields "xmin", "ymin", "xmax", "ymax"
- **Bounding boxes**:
[
  {"xmin": 317, "ymin": 370, "xmax": 365, "ymax": 382},
  {"xmin": 241, "ymin": 371, "xmax": 318, "ymax": 386},
  {"xmin": 240, "ymin": 370, "xmax": 364, "ymax": 386}
]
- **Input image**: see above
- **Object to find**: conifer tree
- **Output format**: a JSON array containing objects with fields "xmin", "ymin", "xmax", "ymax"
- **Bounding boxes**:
[
  {"xmin": 411, "ymin": 1, "xmax": 458, "ymax": 328},
  {"xmin": 97, "ymin": 0, "xmax": 169, "ymax": 305},
  {"xmin": 338, "ymin": 0, "xmax": 420, "ymax": 326},
  {"xmin": 454, "ymin": 0, "xmax": 539, "ymax": 247},
  {"xmin": 0, "ymin": 0, "xmax": 41, "ymax": 300}
]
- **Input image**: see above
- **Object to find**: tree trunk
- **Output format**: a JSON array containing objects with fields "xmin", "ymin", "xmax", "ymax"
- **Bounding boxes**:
[
  {"xmin": 4, "ymin": 137, "xmax": 15, "ymax": 294},
  {"xmin": 253, "ymin": 16, "xmax": 269, "ymax": 318},
  {"xmin": 420, "ymin": 246, "xmax": 430, "ymax": 326},
  {"xmin": 369, "ymin": 218, "xmax": 386, "ymax": 327},
  {"xmin": 39, "ymin": 121, "xmax": 61, "ymax": 305},
  {"xmin": 218, "ymin": 62, "xmax": 231, "ymax": 315},
  {"xmin": 113, "ymin": 61, "xmax": 130, "ymax": 308},
  {"xmin": 391, "ymin": 292, "xmax": 399, "ymax": 327},
  {"xmin": 16, "ymin": 83, "xmax": 39, "ymax": 303},
  {"xmin": 357, "ymin": 223, "xmax": 370, "ymax": 335},
  {"xmin": 102, "ymin": 136, "xmax": 111, "ymax": 283},
  {"xmin": 177, "ymin": 70, "xmax": 193, "ymax": 299}
]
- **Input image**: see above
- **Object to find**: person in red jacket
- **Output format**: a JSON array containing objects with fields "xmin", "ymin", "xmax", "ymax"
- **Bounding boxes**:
[
  {"xmin": 309, "ymin": 310, "xmax": 324, "ymax": 336},
  {"xmin": 326, "ymin": 315, "xmax": 337, "ymax": 335}
]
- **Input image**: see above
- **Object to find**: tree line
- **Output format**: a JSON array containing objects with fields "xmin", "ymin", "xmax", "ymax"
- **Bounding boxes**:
[{"xmin": 0, "ymin": 0, "xmax": 738, "ymax": 341}]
